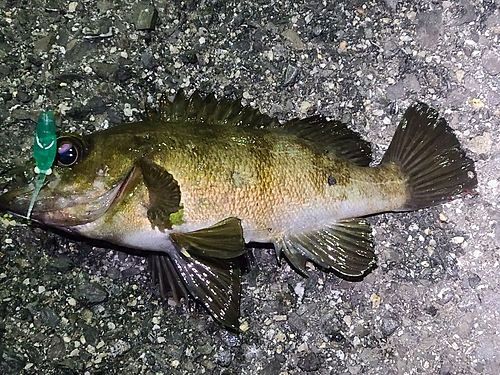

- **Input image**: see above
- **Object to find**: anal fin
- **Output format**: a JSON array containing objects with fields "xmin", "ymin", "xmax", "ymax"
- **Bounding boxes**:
[{"xmin": 276, "ymin": 218, "xmax": 376, "ymax": 278}]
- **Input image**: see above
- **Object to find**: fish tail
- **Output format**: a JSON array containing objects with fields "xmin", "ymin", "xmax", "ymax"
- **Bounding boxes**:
[{"xmin": 381, "ymin": 102, "xmax": 477, "ymax": 210}]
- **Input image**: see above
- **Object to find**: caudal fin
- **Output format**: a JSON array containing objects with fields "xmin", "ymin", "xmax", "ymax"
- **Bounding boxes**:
[{"xmin": 381, "ymin": 102, "xmax": 477, "ymax": 210}]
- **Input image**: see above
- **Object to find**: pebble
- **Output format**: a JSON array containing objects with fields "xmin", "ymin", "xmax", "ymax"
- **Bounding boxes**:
[
  {"xmin": 380, "ymin": 316, "xmax": 400, "ymax": 338},
  {"xmin": 135, "ymin": 5, "xmax": 158, "ymax": 31},
  {"xmin": 468, "ymin": 132, "xmax": 492, "ymax": 155},
  {"xmin": 273, "ymin": 315, "xmax": 287, "ymax": 321},
  {"xmin": 74, "ymin": 282, "xmax": 108, "ymax": 305},
  {"xmin": 482, "ymin": 50, "xmax": 500, "ymax": 76},
  {"xmin": 370, "ymin": 293, "xmax": 381, "ymax": 308},
  {"xmin": 300, "ymin": 101, "xmax": 314, "ymax": 113},
  {"xmin": 239, "ymin": 321, "xmax": 249, "ymax": 332},
  {"xmin": 438, "ymin": 288, "xmax": 454, "ymax": 305},
  {"xmin": 415, "ymin": 11, "xmax": 442, "ymax": 48},
  {"xmin": 282, "ymin": 29, "xmax": 306, "ymax": 50},
  {"xmin": 68, "ymin": 2, "xmax": 78, "ymax": 12},
  {"xmin": 487, "ymin": 179, "xmax": 499, "ymax": 188},
  {"xmin": 471, "ymin": 98, "xmax": 485, "ymax": 109},
  {"xmin": 298, "ymin": 352, "xmax": 321, "ymax": 372}
]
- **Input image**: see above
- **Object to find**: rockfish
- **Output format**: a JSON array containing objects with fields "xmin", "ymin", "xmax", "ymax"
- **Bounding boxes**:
[{"xmin": 0, "ymin": 92, "xmax": 476, "ymax": 329}]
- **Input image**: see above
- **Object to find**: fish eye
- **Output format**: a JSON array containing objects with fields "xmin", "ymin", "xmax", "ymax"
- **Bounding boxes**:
[{"xmin": 55, "ymin": 135, "xmax": 85, "ymax": 167}]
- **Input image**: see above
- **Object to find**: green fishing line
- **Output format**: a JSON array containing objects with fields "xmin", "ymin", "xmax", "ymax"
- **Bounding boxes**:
[{"xmin": 27, "ymin": 111, "xmax": 57, "ymax": 218}]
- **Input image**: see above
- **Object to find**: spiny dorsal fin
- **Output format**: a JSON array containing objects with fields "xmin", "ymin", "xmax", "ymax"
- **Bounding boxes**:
[
  {"xmin": 282, "ymin": 116, "xmax": 372, "ymax": 166},
  {"xmin": 157, "ymin": 91, "xmax": 371, "ymax": 165},
  {"xmin": 158, "ymin": 90, "xmax": 280, "ymax": 128}
]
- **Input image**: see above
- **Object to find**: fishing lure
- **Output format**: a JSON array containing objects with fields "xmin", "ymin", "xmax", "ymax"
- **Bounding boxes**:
[{"xmin": 27, "ymin": 111, "xmax": 57, "ymax": 218}]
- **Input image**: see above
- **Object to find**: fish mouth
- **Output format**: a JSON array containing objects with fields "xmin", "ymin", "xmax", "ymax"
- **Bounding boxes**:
[{"xmin": 0, "ymin": 166, "xmax": 139, "ymax": 227}]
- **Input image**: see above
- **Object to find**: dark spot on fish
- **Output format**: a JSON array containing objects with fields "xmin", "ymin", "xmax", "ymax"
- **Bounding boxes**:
[{"xmin": 327, "ymin": 175, "xmax": 337, "ymax": 186}]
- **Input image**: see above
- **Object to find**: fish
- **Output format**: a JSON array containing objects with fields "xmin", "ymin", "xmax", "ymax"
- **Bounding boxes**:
[{"xmin": 0, "ymin": 91, "xmax": 477, "ymax": 329}]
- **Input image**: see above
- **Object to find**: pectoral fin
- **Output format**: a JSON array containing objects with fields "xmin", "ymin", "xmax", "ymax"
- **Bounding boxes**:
[
  {"xmin": 275, "ymin": 218, "xmax": 376, "ymax": 278},
  {"xmin": 170, "ymin": 217, "xmax": 246, "ymax": 259},
  {"xmin": 137, "ymin": 158, "xmax": 181, "ymax": 230}
]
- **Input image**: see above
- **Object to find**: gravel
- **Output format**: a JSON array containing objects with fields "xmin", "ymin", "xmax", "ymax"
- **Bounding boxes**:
[{"xmin": 1, "ymin": 0, "xmax": 499, "ymax": 374}]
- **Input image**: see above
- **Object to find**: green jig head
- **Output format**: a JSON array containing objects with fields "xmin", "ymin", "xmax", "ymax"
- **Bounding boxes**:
[
  {"xmin": 33, "ymin": 111, "xmax": 57, "ymax": 174},
  {"xmin": 27, "ymin": 110, "xmax": 57, "ymax": 218}
]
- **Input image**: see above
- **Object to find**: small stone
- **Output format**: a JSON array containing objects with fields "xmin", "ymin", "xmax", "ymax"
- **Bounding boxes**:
[
  {"xmin": 87, "ymin": 96, "xmax": 108, "ymax": 114},
  {"xmin": 110, "ymin": 340, "xmax": 131, "ymax": 357},
  {"xmin": 488, "ymin": 179, "xmax": 499, "ymax": 188},
  {"xmin": 300, "ymin": 101, "xmax": 314, "ymax": 113},
  {"xmin": 415, "ymin": 11, "xmax": 442, "ymax": 48},
  {"xmin": 33, "ymin": 33, "xmax": 56, "ymax": 52},
  {"xmin": 438, "ymin": 288, "xmax": 454, "ymax": 305},
  {"xmin": 282, "ymin": 29, "xmax": 305, "ymax": 50},
  {"xmin": 482, "ymin": 50, "xmax": 500, "ymax": 76},
  {"xmin": 468, "ymin": 273, "xmax": 481, "ymax": 288},
  {"xmin": 135, "ymin": 4, "xmax": 158, "ymax": 31},
  {"xmin": 468, "ymin": 132, "xmax": 492, "ymax": 155},
  {"xmin": 370, "ymin": 293, "xmax": 381, "ymax": 308},
  {"xmin": 472, "ymin": 98, "xmax": 485, "ymax": 109},
  {"xmin": 451, "ymin": 236, "xmax": 465, "ymax": 244},
  {"xmin": 39, "ymin": 307, "xmax": 60, "ymax": 328},
  {"xmin": 140, "ymin": 51, "xmax": 158, "ymax": 69},
  {"xmin": 298, "ymin": 352, "xmax": 321, "ymax": 372},
  {"xmin": 239, "ymin": 320, "xmax": 249, "ymax": 332},
  {"xmin": 74, "ymin": 282, "xmax": 108, "ymax": 305},
  {"xmin": 216, "ymin": 349, "xmax": 232, "ymax": 367},
  {"xmin": 273, "ymin": 315, "xmax": 287, "ymax": 321},
  {"xmin": 92, "ymin": 62, "xmax": 119, "ymax": 81},
  {"xmin": 456, "ymin": 69, "xmax": 465, "ymax": 82},
  {"xmin": 380, "ymin": 316, "xmax": 399, "ymax": 337},
  {"xmin": 47, "ymin": 257, "xmax": 74, "ymax": 273},
  {"xmin": 47, "ymin": 335, "xmax": 66, "ymax": 360},
  {"xmin": 386, "ymin": 82, "xmax": 405, "ymax": 100},
  {"xmin": 283, "ymin": 64, "xmax": 300, "ymax": 86},
  {"xmin": 68, "ymin": 2, "xmax": 78, "ymax": 12},
  {"xmin": 297, "ymin": 342, "xmax": 308, "ymax": 352}
]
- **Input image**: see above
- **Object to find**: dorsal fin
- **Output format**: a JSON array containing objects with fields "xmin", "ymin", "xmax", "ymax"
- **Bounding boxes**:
[
  {"xmin": 158, "ymin": 90, "xmax": 280, "ymax": 128},
  {"xmin": 282, "ymin": 116, "xmax": 372, "ymax": 166},
  {"xmin": 156, "ymin": 90, "xmax": 371, "ymax": 165}
]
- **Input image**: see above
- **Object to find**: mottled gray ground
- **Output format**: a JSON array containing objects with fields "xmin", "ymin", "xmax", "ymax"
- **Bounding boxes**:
[{"xmin": 0, "ymin": 0, "xmax": 499, "ymax": 374}]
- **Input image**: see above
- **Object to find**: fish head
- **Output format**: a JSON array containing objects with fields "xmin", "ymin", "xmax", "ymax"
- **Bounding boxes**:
[{"xmin": 0, "ymin": 132, "xmax": 139, "ymax": 229}]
